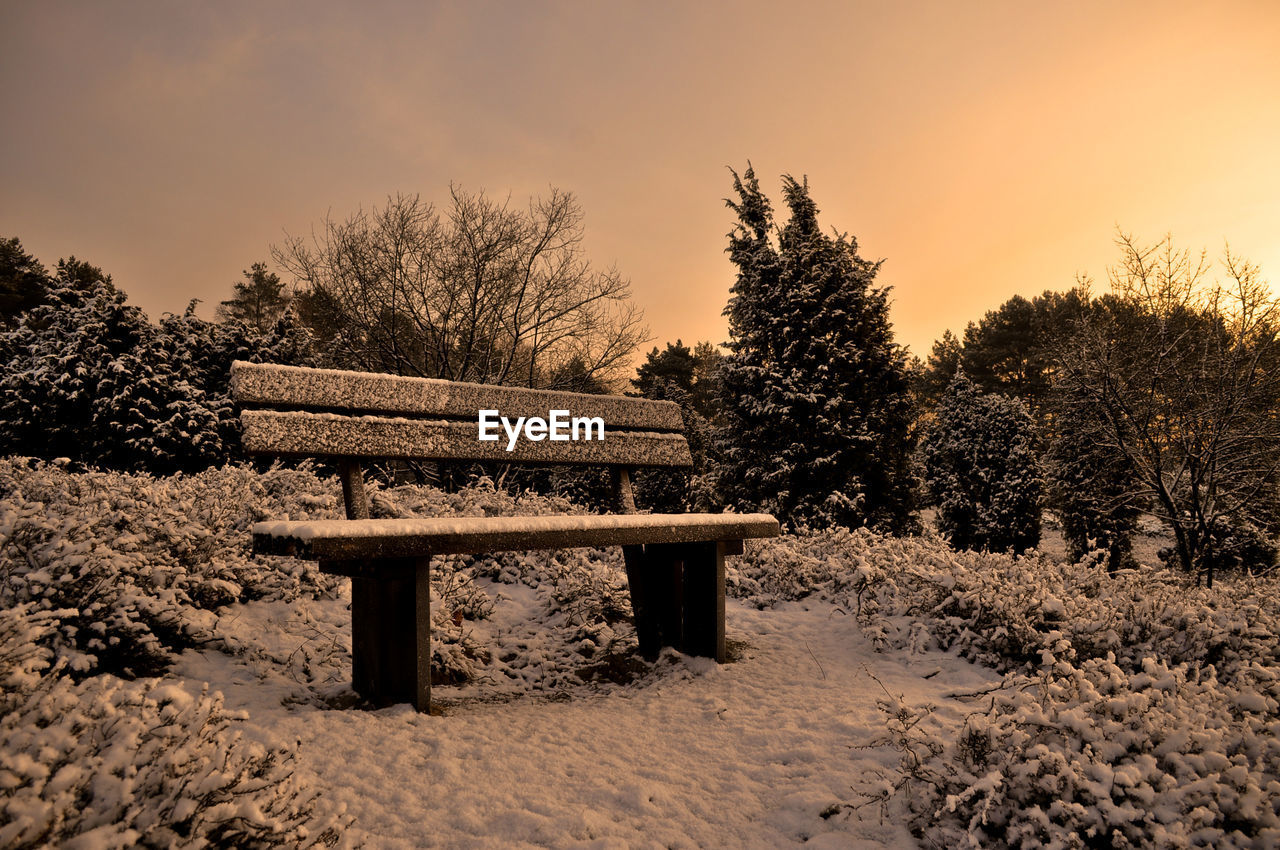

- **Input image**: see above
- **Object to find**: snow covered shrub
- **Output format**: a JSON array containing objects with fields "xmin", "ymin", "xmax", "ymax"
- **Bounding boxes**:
[
  {"xmin": 923, "ymin": 372, "xmax": 1041, "ymax": 553},
  {"xmin": 727, "ymin": 528, "xmax": 894, "ymax": 646},
  {"xmin": 0, "ymin": 672, "xmax": 353, "ymax": 849},
  {"xmin": 0, "ymin": 282, "xmax": 228, "ymax": 474},
  {"xmin": 0, "ymin": 458, "xmax": 345, "ymax": 678},
  {"xmin": 1, "ymin": 600, "xmax": 352, "ymax": 847},
  {"xmin": 904, "ymin": 656, "xmax": 1280, "ymax": 849},
  {"xmin": 796, "ymin": 529, "xmax": 1280, "ymax": 847}
]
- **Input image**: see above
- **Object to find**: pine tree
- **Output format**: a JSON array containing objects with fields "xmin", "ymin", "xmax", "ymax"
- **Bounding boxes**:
[
  {"xmin": 922, "ymin": 371, "xmax": 1041, "ymax": 553},
  {"xmin": 216, "ymin": 262, "xmax": 289, "ymax": 333},
  {"xmin": 719, "ymin": 166, "xmax": 916, "ymax": 532},
  {"xmin": 52, "ymin": 256, "xmax": 114, "ymax": 292},
  {"xmin": 0, "ymin": 236, "xmax": 51, "ymax": 324},
  {"xmin": 633, "ymin": 340, "xmax": 696, "ymax": 398},
  {"xmin": 1045, "ymin": 396, "xmax": 1141, "ymax": 571},
  {"xmin": 913, "ymin": 329, "xmax": 962, "ymax": 416}
]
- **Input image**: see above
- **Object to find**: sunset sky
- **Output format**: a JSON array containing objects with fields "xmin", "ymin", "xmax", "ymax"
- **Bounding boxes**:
[{"xmin": 3, "ymin": 1, "xmax": 1278, "ymax": 360}]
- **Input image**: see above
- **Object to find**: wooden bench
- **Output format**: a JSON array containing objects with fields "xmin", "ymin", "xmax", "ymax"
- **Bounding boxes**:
[{"xmin": 231, "ymin": 361, "xmax": 779, "ymax": 712}]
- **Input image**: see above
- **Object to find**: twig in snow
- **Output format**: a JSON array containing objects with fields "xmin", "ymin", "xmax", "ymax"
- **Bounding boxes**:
[{"xmin": 804, "ymin": 639, "xmax": 827, "ymax": 680}]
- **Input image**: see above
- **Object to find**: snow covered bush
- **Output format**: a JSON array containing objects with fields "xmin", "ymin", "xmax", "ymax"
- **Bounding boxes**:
[
  {"xmin": 907, "ymin": 655, "xmax": 1280, "ymax": 849},
  {"xmin": 0, "ymin": 602, "xmax": 353, "ymax": 848},
  {"xmin": 740, "ymin": 525, "xmax": 1280, "ymax": 847},
  {"xmin": 0, "ymin": 282, "xmax": 224, "ymax": 473},
  {"xmin": 922, "ymin": 371, "xmax": 1041, "ymax": 553},
  {"xmin": 0, "ymin": 282, "xmax": 316, "ymax": 474},
  {"xmin": 728, "ymin": 527, "xmax": 1280, "ymax": 847},
  {"xmin": 0, "ymin": 458, "xmax": 344, "ymax": 678}
]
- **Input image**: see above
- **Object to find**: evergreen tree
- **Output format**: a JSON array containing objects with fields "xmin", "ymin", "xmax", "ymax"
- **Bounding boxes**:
[
  {"xmin": 0, "ymin": 282, "xmax": 224, "ymax": 473},
  {"xmin": 1045, "ymin": 394, "xmax": 1141, "ymax": 571},
  {"xmin": 632, "ymin": 339, "xmax": 724, "ymax": 422},
  {"xmin": 53, "ymin": 255, "xmax": 114, "ymax": 292},
  {"xmin": 922, "ymin": 372, "xmax": 1042, "ymax": 553},
  {"xmin": 719, "ymin": 166, "xmax": 916, "ymax": 532},
  {"xmin": 633, "ymin": 340, "xmax": 696, "ymax": 398},
  {"xmin": 917, "ymin": 289, "xmax": 1089, "ymax": 425},
  {"xmin": 216, "ymin": 262, "xmax": 289, "ymax": 333},
  {"xmin": 0, "ymin": 279, "xmax": 319, "ymax": 473},
  {"xmin": 913, "ymin": 329, "xmax": 962, "ymax": 416},
  {"xmin": 0, "ymin": 236, "xmax": 51, "ymax": 324},
  {"xmin": 689, "ymin": 341, "xmax": 724, "ymax": 423}
]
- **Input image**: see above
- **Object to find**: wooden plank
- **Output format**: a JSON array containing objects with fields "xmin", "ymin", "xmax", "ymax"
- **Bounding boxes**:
[
  {"xmin": 231, "ymin": 361, "xmax": 684, "ymax": 431},
  {"xmin": 240, "ymin": 410, "xmax": 693, "ymax": 468},
  {"xmin": 254, "ymin": 513, "xmax": 780, "ymax": 561}
]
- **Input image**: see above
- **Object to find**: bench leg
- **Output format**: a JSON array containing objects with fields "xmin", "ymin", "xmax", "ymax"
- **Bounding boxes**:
[
  {"xmin": 623, "ymin": 544, "xmax": 679, "ymax": 660},
  {"xmin": 678, "ymin": 541, "xmax": 727, "ymax": 662},
  {"xmin": 349, "ymin": 557, "xmax": 432, "ymax": 712},
  {"xmin": 624, "ymin": 542, "xmax": 726, "ymax": 663}
]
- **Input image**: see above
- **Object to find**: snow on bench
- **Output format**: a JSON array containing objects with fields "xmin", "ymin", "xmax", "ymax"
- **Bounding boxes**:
[
  {"xmin": 253, "ymin": 512, "xmax": 780, "ymax": 559},
  {"xmin": 231, "ymin": 361, "xmax": 780, "ymax": 713}
]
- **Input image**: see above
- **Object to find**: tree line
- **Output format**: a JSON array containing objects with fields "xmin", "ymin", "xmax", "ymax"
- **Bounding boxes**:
[{"xmin": 2, "ymin": 174, "xmax": 1276, "ymax": 584}]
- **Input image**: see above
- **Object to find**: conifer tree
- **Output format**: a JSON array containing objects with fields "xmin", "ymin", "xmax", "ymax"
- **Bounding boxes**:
[
  {"xmin": 719, "ymin": 166, "xmax": 916, "ymax": 532},
  {"xmin": 216, "ymin": 262, "xmax": 289, "ymax": 333},
  {"xmin": 1045, "ymin": 394, "xmax": 1141, "ymax": 571},
  {"xmin": 0, "ymin": 281, "xmax": 223, "ymax": 472},
  {"xmin": 922, "ymin": 371, "xmax": 1041, "ymax": 553},
  {"xmin": 0, "ymin": 236, "xmax": 51, "ymax": 324}
]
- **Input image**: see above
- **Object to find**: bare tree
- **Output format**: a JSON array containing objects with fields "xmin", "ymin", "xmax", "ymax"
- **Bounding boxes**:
[
  {"xmin": 1055, "ymin": 232, "xmax": 1280, "ymax": 585},
  {"xmin": 273, "ymin": 187, "xmax": 646, "ymax": 388}
]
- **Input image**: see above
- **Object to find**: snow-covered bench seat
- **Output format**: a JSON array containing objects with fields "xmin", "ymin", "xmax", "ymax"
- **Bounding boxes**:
[{"xmin": 232, "ymin": 362, "xmax": 780, "ymax": 712}]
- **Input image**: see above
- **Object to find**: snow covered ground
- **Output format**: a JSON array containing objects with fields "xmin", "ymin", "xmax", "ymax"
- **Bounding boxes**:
[
  {"xmin": 8, "ymin": 462, "xmax": 1277, "ymax": 847},
  {"xmin": 176, "ymin": 591, "xmax": 998, "ymax": 849}
]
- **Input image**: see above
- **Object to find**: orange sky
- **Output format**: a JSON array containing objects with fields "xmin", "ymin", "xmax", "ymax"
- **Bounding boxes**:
[{"xmin": 2, "ymin": 1, "xmax": 1278, "ymax": 360}]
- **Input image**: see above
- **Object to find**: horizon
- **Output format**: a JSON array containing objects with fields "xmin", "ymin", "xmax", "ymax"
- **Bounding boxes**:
[{"xmin": 3, "ymin": 1, "xmax": 1278, "ymax": 359}]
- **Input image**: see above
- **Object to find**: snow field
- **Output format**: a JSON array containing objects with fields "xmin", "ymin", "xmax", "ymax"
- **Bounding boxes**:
[{"xmin": 180, "ymin": 597, "xmax": 995, "ymax": 849}]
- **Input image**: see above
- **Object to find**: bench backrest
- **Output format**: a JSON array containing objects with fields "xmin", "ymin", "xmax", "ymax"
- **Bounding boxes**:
[{"xmin": 231, "ymin": 362, "xmax": 692, "ymax": 468}]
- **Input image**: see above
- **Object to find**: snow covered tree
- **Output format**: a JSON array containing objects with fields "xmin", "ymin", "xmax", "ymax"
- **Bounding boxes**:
[
  {"xmin": 52, "ymin": 255, "xmax": 113, "ymax": 292},
  {"xmin": 912, "ymin": 329, "xmax": 962, "ymax": 418},
  {"xmin": 916, "ymin": 290, "xmax": 1090, "ymax": 433},
  {"xmin": 633, "ymin": 340, "xmax": 696, "ymax": 399},
  {"xmin": 158, "ymin": 303, "xmax": 320, "ymax": 465},
  {"xmin": 632, "ymin": 339, "xmax": 724, "ymax": 423},
  {"xmin": 923, "ymin": 371, "xmax": 1041, "ymax": 553},
  {"xmin": 719, "ymin": 166, "xmax": 916, "ymax": 532},
  {"xmin": 0, "ymin": 282, "xmax": 224, "ymax": 473},
  {"xmin": 0, "ymin": 281, "xmax": 318, "ymax": 473}
]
